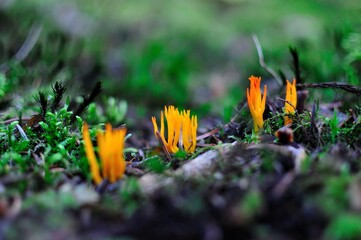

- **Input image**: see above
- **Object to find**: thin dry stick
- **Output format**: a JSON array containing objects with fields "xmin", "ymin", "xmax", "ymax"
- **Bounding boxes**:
[
  {"xmin": 196, "ymin": 128, "xmax": 220, "ymax": 141},
  {"xmin": 298, "ymin": 82, "xmax": 361, "ymax": 96},
  {"xmin": 155, "ymin": 131, "xmax": 172, "ymax": 161},
  {"xmin": 252, "ymin": 34, "xmax": 283, "ymax": 87},
  {"xmin": 276, "ymin": 97, "xmax": 296, "ymax": 111}
]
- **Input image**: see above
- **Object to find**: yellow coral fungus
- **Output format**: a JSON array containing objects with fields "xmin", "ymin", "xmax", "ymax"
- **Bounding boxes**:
[
  {"xmin": 152, "ymin": 105, "xmax": 197, "ymax": 154},
  {"xmin": 246, "ymin": 75, "xmax": 267, "ymax": 132},
  {"xmin": 82, "ymin": 123, "xmax": 126, "ymax": 185},
  {"xmin": 181, "ymin": 110, "xmax": 198, "ymax": 153},
  {"xmin": 284, "ymin": 79, "xmax": 297, "ymax": 126}
]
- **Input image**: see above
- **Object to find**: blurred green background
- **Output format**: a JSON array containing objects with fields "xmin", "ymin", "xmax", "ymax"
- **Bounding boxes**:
[{"xmin": 1, "ymin": 0, "xmax": 360, "ymax": 121}]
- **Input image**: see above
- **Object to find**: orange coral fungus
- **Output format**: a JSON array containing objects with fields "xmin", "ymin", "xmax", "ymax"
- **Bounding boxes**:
[
  {"xmin": 246, "ymin": 75, "xmax": 267, "ymax": 132},
  {"xmin": 284, "ymin": 79, "xmax": 297, "ymax": 126},
  {"xmin": 82, "ymin": 123, "xmax": 126, "ymax": 185},
  {"xmin": 151, "ymin": 105, "xmax": 198, "ymax": 154}
]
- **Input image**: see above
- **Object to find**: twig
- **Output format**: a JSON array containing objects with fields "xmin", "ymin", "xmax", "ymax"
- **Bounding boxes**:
[
  {"xmin": 139, "ymin": 142, "xmax": 237, "ymax": 194},
  {"xmin": 298, "ymin": 82, "xmax": 361, "ymax": 96},
  {"xmin": 276, "ymin": 97, "xmax": 296, "ymax": 111},
  {"xmin": 155, "ymin": 131, "xmax": 172, "ymax": 161},
  {"xmin": 0, "ymin": 117, "xmax": 22, "ymax": 125},
  {"xmin": 310, "ymin": 100, "xmax": 318, "ymax": 132},
  {"xmin": 196, "ymin": 143, "xmax": 216, "ymax": 147},
  {"xmin": 252, "ymin": 34, "xmax": 283, "ymax": 87},
  {"xmin": 0, "ymin": 173, "xmax": 32, "ymax": 185},
  {"xmin": 196, "ymin": 128, "xmax": 220, "ymax": 141}
]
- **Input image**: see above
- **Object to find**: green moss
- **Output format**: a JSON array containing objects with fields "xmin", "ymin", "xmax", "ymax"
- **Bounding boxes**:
[{"xmin": 326, "ymin": 214, "xmax": 361, "ymax": 240}]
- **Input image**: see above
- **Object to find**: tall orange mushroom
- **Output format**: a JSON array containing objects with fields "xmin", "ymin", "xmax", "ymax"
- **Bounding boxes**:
[{"xmin": 246, "ymin": 76, "xmax": 267, "ymax": 132}]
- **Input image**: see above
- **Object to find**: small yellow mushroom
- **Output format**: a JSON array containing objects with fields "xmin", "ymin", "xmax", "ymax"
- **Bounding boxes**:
[
  {"xmin": 152, "ymin": 106, "xmax": 198, "ymax": 154},
  {"xmin": 284, "ymin": 79, "xmax": 297, "ymax": 126},
  {"xmin": 82, "ymin": 123, "xmax": 126, "ymax": 185}
]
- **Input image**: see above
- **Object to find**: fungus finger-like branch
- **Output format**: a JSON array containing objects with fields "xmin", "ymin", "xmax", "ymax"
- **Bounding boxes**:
[{"xmin": 83, "ymin": 123, "xmax": 102, "ymax": 185}]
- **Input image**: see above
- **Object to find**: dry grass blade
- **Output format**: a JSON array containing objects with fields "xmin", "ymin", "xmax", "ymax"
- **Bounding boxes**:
[
  {"xmin": 0, "ymin": 23, "xmax": 43, "ymax": 72},
  {"xmin": 252, "ymin": 34, "xmax": 283, "ymax": 87},
  {"xmin": 15, "ymin": 124, "xmax": 29, "ymax": 141}
]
